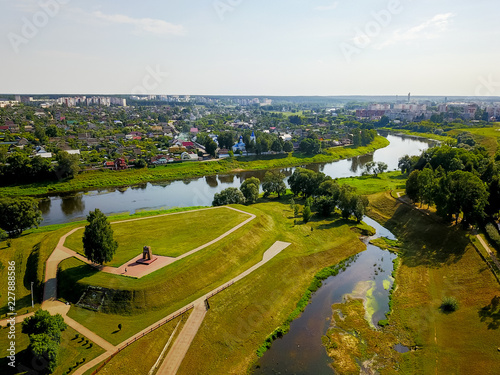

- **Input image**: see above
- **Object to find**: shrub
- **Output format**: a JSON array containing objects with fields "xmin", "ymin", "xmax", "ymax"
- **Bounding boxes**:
[
  {"xmin": 440, "ymin": 297, "xmax": 459, "ymax": 313},
  {"xmin": 378, "ymin": 319, "xmax": 389, "ymax": 327},
  {"xmin": 485, "ymin": 222, "xmax": 500, "ymax": 249}
]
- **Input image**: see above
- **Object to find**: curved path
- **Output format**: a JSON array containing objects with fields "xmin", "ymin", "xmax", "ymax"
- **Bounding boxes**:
[
  {"xmin": 75, "ymin": 241, "xmax": 291, "ymax": 375},
  {"xmin": 55, "ymin": 206, "xmax": 256, "ymax": 279},
  {"xmin": 0, "ymin": 205, "xmax": 289, "ymax": 375}
]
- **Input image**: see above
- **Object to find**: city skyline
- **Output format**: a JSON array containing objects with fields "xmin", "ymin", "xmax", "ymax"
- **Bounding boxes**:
[{"xmin": 1, "ymin": 0, "xmax": 500, "ymax": 96}]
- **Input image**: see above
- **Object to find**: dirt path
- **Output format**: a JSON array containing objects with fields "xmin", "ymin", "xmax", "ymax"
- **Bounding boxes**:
[{"xmin": 476, "ymin": 234, "xmax": 500, "ymax": 270}]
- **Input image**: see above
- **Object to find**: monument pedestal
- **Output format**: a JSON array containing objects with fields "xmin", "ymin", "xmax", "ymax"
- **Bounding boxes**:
[{"xmin": 136, "ymin": 256, "xmax": 158, "ymax": 265}]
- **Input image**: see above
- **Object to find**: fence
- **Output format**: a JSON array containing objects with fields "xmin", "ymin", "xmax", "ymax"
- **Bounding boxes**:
[{"xmin": 90, "ymin": 304, "xmax": 194, "ymax": 375}]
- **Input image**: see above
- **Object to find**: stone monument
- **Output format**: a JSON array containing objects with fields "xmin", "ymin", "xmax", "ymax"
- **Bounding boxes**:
[
  {"xmin": 143, "ymin": 245, "xmax": 152, "ymax": 260},
  {"xmin": 137, "ymin": 245, "xmax": 157, "ymax": 264}
]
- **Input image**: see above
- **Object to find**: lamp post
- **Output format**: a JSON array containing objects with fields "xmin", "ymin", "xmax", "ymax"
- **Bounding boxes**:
[{"xmin": 31, "ymin": 281, "xmax": 34, "ymax": 308}]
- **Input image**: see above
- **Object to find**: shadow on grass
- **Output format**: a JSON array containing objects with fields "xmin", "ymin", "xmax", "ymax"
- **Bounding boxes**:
[
  {"xmin": 1, "ymin": 348, "xmax": 52, "ymax": 375},
  {"xmin": 382, "ymin": 203, "xmax": 468, "ymax": 267},
  {"xmin": 478, "ymin": 295, "xmax": 500, "ymax": 330},
  {"xmin": 57, "ymin": 264, "xmax": 100, "ymax": 304}
]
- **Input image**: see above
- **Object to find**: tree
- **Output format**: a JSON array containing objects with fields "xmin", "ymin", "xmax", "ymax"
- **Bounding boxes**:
[
  {"xmin": 271, "ymin": 139, "xmax": 283, "ymax": 152},
  {"xmin": 314, "ymin": 196, "xmax": 336, "ymax": 217},
  {"xmin": 299, "ymin": 138, "xmax": 321, "ymax": 154},
  {"xmin": 0, "ymin": 197, "xmax": 42, "ymax": 236},
  {"xmin": 28, "ymin": 333, "xmax": 60, "ymax": 373},
  {"xmin": 22, "ymin": 310, "xmax": 67, "ymax": 343},
  {"xmin": 405, "ymin": 170, "xmax": 421, "ymax": 203},
  {"xmin": 262, "ymin": 171, "xmax": 286, "ymax": 198},
  {"xmin": 302, "ymin": 205, "xmax": 312, "ymax": 223},
  {"xmin": 55, "ymin": 151, "xmax": 80, "ymax": 179},
  {"xmin": 288, "ymin": 168, "xmax": 327, "ymax": 197},
  {"xmin": 351, "ymin": 195, "xmax": 369, "ymax": 222},
  {"xmin": 283, "ymin": 141, "xmax": 294, "ymax": 153},
  {"xmin": 83, "ymin": 209, "xmax": 118, "ymax": 265},
  {"xmin": 22, "ymin": 309, "xmax": 67, "ymax": 374},
  {"xmin": 212, "ymin": 188, "xmax": 246, "ymax": 206},
  {"xmin": 398, "ymin": 155, "xmax": 413, "ymax": 174},
  {"xmin": 240, "ymin": 177, "xmax": 260, "ymax": 204},
  {"xmin": 374, "ymin": 162, "xmax": 388, "ymax": 177},
  {"xmin": 205, "ymin": 140, "xmax": 218, "ymax": 158}
]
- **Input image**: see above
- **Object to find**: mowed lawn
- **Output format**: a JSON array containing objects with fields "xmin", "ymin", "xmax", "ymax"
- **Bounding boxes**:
[
  {"xmin": 368, "ymin": 192, "xmax": 500, "ymax": 374},
  {"xmin": 64, "ymin": 207, "xmax": 251, "ymax": 267}
]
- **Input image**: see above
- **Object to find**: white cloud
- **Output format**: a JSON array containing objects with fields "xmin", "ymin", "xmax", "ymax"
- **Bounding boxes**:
[
  {"xmin": 314, "ymin": 2, "xmax": 339, "ymax": 11},
  {"xmin": 376, "ymin": 13, "xmax": 455, "ymax": 49},
  {"xmin": 93, "ymin": 11, "xmax": 185, "ymax": 36}
]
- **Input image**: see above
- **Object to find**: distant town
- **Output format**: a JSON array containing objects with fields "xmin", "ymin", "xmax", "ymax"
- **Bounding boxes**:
[{"xmin": 1, "ymin": 94, "xmax": 499, "ymax": 178}]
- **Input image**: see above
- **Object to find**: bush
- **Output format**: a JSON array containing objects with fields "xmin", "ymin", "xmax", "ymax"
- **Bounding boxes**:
[
  {"xmin": 378, "ymin": 319, "xmax": 389, "ymax": 327},
  {"xmin": 440, "ymin": 297, "xmax": 459, "ymax": 313},
  {"xmin": 485, "ymin": 222, "xmax": 500, "ymax": 249}
]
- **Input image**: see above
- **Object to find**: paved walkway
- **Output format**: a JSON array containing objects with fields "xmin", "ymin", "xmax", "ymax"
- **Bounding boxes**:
[
  {"xmin": 156, "ymin": 241, "xmax": 291, "ymax": 375},
  {"xmin": 0, "ymin": 205, "xmax": 287, "ymax": 375},
  {"xmin": 56, "ymin": 206, "xmax": 256, "ymax": 279},
  {"xmin": 156, "ymin": 302, "xmax": 207, "ymax": 375},
  {"xmin": 75, "ymin": 241, "xmax": 291, "ymax": 375}
]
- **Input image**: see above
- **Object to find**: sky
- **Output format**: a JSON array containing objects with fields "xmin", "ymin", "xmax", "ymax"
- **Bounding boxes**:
[{"xmin": 1, "ymin": 0, "xmax": 500, "ymax": 96}]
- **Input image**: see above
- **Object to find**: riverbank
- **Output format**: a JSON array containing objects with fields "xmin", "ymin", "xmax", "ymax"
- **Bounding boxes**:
[
  {"xmin": 364, "ymin": 192, "xmax": 500, "ymax": 374},
  {"xmin": 0, "ymin": 136, "xmax": 389, "ymax": 197}
]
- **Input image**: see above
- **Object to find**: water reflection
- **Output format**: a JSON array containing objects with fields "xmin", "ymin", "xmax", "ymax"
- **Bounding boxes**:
[
  {"xmin": 60, "ymin": 194, "xmax": 85, "ymax": 216},
  {"xmin": 38, "ymin": 135, "xmax": 435, "ymax": 226},
  {"xmin": 205, "ymin": 175, "xmax": 218, "ymax": 188}
]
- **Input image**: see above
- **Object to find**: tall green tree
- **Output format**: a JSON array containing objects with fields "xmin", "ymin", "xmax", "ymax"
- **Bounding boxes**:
[
  {"xmin": 240, "ymin": 177, "xmax": 260, "ymax": 204},
  {"xmin": 55, "ymin": 151, "xmax": 80, "ymax": 179},
  {"xmin": 0, "ymin": 197, "xmax": 42, "ymax": 236},
  {"xmin": 262, "ymin": 171, "xmax": 286, "ymax": 198},
  {"xmin": 83, "ymin": 209, "xmax": 118, "ymax": 265}
]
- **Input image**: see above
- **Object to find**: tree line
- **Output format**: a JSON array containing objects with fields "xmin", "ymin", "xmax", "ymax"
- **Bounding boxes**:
[
  {"xmin": 400, "ymin": 144, "xmax": 500, "ymax": 227},
  {"xmin": 212, "ymin": 167, "xmax": 368, "ymax": 223}
]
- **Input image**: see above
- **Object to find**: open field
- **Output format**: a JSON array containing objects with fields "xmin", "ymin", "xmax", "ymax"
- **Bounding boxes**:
[
  {"xmin": 90, "ymin": 313, "xmax": 190, "ymax": 375},
  {"xmin": 449, "ymin": 124, "xmax": 500, "ymax": 155},
  {"xmin": 0, "ymin": 136, "xmax": 389, "ymax": 197},
  {"xmin": 64, "ymin": 207, "xmax": 250, "ymax": 266},
  {"xmin": 337, "ymin": 171, "xmax": 407, "ymax": 195},
  {"xmin": 366, "ymin": 192, "xmax": 500, "ymax": 374},
  {"xmin": 57, "ymin": 197, "xmax": 369, "ymax": 371}
]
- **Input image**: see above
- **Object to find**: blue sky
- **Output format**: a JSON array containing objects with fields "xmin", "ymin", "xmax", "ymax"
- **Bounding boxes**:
[{"xmin": 1, "ymin": 0, "xmax": 499, "ymax": 96}]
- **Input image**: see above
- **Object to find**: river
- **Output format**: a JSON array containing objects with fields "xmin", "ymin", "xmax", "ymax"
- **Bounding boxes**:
[
  {"xmin": 253, "ymin": 217, "xmax": 398, "ymax": 375},
  {"xmin": 38, "ymin": 133, "xmax": 435, "ymax": 226}
]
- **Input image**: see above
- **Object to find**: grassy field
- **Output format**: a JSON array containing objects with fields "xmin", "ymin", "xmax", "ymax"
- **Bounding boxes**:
[
  {"xmin": 337, "ymin": 171, "xmax": 407, "ymax": 195},
  {"xmin": 64, "ymin": 207, "xmax": 250, "ymax": 266},
  {"xmin": 380, "ymin": 128, "xmax": 455, "ymax": 144},
  {"xmin": 57, "ymin": 197, "xmax": 370, "ymax": 366},
  {"xmin": 0, "ymin": 136, "xmax": 389, "ymax": 197},
  {"xmin": 449, "ymin": 124, "xmax": 500, "ymax": 155},
  {"xmin": 366, "ymin": 192, "xmax": 500, "ymax": 374},
  {"xmin": 0, "ymin": 324, "xmax": 105, "ymax": 375},
  {"xmin": 91, "ymin": 313, "xmax": 189, "ymax": 375}
]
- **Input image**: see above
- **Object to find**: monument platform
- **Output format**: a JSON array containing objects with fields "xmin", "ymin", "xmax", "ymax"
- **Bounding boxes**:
[{"xmin": 136, "ymin": 256, "xmax": 158, "ymax": 265}]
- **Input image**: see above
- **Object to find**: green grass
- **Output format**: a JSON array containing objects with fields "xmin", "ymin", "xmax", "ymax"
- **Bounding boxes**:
[
  {"xmin": 64, "ymin": 207, "xmax": 250, "ymax": 266},
  {"xmin": 448, "ymin": 125, "xmax": 500, "ymax": 155},
  {"xmin": 58, "ymin": 197, "xmax": 369, "ymax": 366},
  {"xmin": 337, "ymin": 171, "xmax": 407, "ymax": 195},
  {"xmin": 380, "ymin": 128, "xmax": 455, "ymax": 144},
  {"xmin": 0, "ymin": 324, "xmax": 104, "ymax": 375},
  {"xmin": 366, "ymin": 191, "xmax": 500, "ymax": 374},
  {"xmin": 0, "ymin": 137, "xmax": 389, "ymax": 197},
  {"xmin": 93, "ymin": 313, "xmax": 189, "ymax": 375}
]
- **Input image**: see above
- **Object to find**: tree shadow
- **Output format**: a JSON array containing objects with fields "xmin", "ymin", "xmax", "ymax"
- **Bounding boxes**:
[
  {"xmin": 57, "ymin": 264, "xmax": 100, "ymax": 304},
  {"xmin": 478, "ymin": 296, "xmax": 500, "ymax": 330},
  {"xmin": 382, "ymin": 204, "xmax": 468, "ymax": 268}
]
